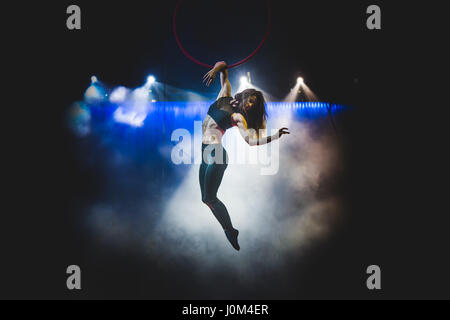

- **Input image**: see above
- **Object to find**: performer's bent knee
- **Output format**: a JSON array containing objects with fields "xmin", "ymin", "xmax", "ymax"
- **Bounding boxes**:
[{"xmin": 202, "ymin": 195, "xmax": 218, "ymax": 206}]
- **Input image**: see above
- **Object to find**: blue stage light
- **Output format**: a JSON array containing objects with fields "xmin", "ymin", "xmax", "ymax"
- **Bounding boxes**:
[{"xmin": 84, "ymin": 83, "xmax": 107, "ymax": 104}]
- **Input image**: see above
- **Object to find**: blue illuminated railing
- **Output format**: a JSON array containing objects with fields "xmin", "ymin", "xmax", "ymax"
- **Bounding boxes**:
[
  {"xmin": 68, "ymin": 100, "xmax": 348, "ymax": 189},
  {"xmin": 88, "ymin": 101, "xmax": 346, "ymax": 127}
]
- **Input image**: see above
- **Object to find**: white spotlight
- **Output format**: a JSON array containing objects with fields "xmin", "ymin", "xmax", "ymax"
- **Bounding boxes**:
[
  {"xmin": 297, "ymin": 77, "xmax": 304, "ymax": 85},
  {"xmin": 240, "ymin": 76, "xmax": 248, "ymax": 84},
  {"xmin": 146, "ymin": 75, "xmax": 156, "ymax": 86},
  {"xmin": 91, "ymin": 75, "xmax": 98, "ymax": 84}
]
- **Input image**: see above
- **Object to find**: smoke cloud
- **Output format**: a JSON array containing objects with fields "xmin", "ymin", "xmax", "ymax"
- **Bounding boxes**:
[{"xmin": 85, "ymin": 118, "xmax": 343, "ymax": 286}]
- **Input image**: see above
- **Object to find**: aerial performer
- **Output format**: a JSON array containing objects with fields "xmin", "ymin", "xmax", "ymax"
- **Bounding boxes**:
[{"xmin": 200, "ymin": 61, "xmax": 289, "ymax": 250}]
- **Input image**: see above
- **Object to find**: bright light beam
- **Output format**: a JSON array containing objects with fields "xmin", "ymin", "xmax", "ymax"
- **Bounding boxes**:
[{"xmin": 283, "ymin": 76, "xmax": 319, "ymax": 102}]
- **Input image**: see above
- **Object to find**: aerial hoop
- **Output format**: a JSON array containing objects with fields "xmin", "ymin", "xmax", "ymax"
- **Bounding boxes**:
[{"xmin": 173, "ymin": 0, "xmax": 271, "ymax": 69}]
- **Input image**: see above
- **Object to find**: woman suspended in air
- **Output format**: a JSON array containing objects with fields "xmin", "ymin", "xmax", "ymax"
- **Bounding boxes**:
[{"xmin": 200, "ymin": 61, "xmax": 289, "ymax": 251}]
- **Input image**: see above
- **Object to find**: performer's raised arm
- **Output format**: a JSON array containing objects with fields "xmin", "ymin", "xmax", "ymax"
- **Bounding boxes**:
[{"xmin": 203, "ymin": 61, "xmax": 232, "ymax": 99}]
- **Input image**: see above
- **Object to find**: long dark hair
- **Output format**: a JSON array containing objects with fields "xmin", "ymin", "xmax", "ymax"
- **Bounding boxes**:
[{"xmin": 235, "ymin": 89, "xmax": 267, "ymax": 137}]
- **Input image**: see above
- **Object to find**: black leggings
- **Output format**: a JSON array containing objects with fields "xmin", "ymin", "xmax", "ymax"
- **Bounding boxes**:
[{"xmin": 199, "ymin": 143, "xmax": 234, "ymax": 231}]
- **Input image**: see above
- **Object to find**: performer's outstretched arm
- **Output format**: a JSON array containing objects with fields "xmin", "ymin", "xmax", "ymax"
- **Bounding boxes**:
[{"xmin": 232, "ymin": 113, "xmax": 289, "ymax": 146}]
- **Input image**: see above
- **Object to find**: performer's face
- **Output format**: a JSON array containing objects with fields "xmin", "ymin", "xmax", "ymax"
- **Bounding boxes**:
[{"xmin": 245, "ymin": 95, "xmax": 257, "ymax": 110}]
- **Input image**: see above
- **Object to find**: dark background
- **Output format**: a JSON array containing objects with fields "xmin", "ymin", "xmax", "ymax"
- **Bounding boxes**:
[{"xmin": 2, "ymin": 0, "xmax": 448, "ymax": 300}]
